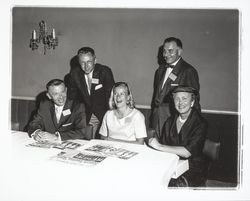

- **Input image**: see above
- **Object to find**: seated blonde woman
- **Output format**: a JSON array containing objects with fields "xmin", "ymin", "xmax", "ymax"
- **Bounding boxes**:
[{"xmin": 99, "ymin": 82, "xmax": 147, "ymax": 145}]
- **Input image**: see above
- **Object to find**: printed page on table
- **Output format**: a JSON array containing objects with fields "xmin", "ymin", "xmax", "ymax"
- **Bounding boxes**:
[
  {"xmin": 79, "ymin": 139, "xmax": 139, "ymax": 160},
  {"xmin": 50, "ymin": 149, "xmax": 107, "ymax": 167},
  {"xmin": 26, "ymin": 140, "xmax": 88, "ymax": 150}
]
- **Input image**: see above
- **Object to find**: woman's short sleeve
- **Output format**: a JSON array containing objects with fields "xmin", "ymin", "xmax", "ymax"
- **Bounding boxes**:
[
  {"xmin": 99, "ymin": 111, "xmax": 108, "ymax": 137},
  {"xmin": 134, "ymin": 110, "xmax": 147, "ymax": 139}
]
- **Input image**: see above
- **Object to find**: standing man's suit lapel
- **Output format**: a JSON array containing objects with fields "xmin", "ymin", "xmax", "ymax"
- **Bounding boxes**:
[
  {"xmin": 170, "ymin": 58, "xmax": 184, "ymax": 80},
  {"xmin": 159, "ymin": 58, "xmax": 184, "ymax": 102},
  {"xmin": 157, "ymin": 67, "xmax": 167, "ymax": 94},
  {"xmin": 90, "ymin": 65, "xmax": 99, "ymax": 94},
  {"xmin": 74, "ymin": 67, "xmax": 91, "ymax": 106},
  {"xmin": 75, "ymin": 64, "xmax": 101, "ymax": 104}
]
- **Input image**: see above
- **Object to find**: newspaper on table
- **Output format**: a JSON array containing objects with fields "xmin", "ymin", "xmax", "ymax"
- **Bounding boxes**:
[
  {"xmin": 84, "ymin": 143, "xmax": 138, "ymax": 160},
  {"xmin": 26, "ymin": 140, "xmax": 85, "ymax": 150},
  {"xmin": 50, "ymin": 150, "xmax": 106, "ymax": 166}
]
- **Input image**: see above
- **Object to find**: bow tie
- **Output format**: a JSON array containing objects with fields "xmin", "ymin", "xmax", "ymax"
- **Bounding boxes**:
[{"xmin": 166, "ymin": 64, "xmax": 174, "ymax": 69}]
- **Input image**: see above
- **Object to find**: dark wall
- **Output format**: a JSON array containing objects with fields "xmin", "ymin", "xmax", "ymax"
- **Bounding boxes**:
[{"xmin": 12, "ymin": 7, "xmax": 238, "ymax": 112}]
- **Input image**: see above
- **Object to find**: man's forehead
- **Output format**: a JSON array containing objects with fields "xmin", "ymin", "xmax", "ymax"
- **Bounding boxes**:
[
  {"xmin": 79, "ymin": 53, "xmax": 94, "ymax": 60},
  {"xmin": 164, "ymin": 41, "xmax": 178, "ymax": 49},
  {"xmin": 48, "ymin": 84, "xmax": 66, "ymax": 92}
]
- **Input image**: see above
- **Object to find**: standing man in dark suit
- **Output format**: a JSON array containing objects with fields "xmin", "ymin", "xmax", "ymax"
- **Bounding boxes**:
[
  {"xmin": 27, "ymin": 79, "xmax": 87, "ymax": 142},
  {"xmin": 66, "ymin": 47, "xmax": 115, "ymax": 138},
  {"xmin": 150, "ymin": 37, "xmax": 201, "ymax": 137}
]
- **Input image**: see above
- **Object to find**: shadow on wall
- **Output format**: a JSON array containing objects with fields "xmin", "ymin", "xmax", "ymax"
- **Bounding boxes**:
[
  {"xmin": 70, "ymin": 55, "xmax": 79, "ymax": 71},
  {"xmin": 23, "ymin": 91, "xmax": 48, "ymax": 132},
  {"xmin": 157, "ymin": 45, "xmax": 166, "ymax": 66}
]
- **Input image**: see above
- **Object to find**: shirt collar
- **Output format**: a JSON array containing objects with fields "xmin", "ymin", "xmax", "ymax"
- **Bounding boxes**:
[
  {"xmin": 169, "ymin": 57, "xmax": 181, "ymax": 67},
  {"xmin": 84, "ymin": 70, "xmax": 93, "ymax": 78},
  {"xmin": 54, "ymin": 104, "xmax": 64, "ymax": 110}
]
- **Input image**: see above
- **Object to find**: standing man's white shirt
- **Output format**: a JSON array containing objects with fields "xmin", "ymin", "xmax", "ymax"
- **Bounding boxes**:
[
  {"xmin": 161, "ymin": 57, "xmax": 181, "ymax": 89},
  {"xmin": 84, "ymin": 71, "xmax": 93, "ymax": 94}
]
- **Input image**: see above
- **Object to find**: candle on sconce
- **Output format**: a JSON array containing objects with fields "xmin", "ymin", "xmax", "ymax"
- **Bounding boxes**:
[
  {"xmin": 32, "ymin": 30, "xmax": 36, "ymax": 40},
  {"xmin": 30, "ymin": 20, "xmax": 58, "ymax": 54},
  {"xmin": 44, "ymin": 21, "xmax": 46, "ymax": 32},
  {"xmin": 52, "ymin": 28, "xmax": 56, "ymax": 39}
]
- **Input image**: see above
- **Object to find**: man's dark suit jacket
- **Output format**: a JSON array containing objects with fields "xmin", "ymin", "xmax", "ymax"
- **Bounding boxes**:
[
  {"xmin": 66, "ymin": 63, "xmax": 115, "ymax": 123},
  {"xmin": 150, "ymin": 57, "xmax": 201, "ymax": 132},
  {"xmin": 27, "ymin": 98, "xmax": 87, "ymax": 141}
]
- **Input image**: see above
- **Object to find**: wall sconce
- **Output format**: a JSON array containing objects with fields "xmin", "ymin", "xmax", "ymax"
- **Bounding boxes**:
[{"xmin": 29, "ymin": 20, "xmax": 58, "ymax": 55}]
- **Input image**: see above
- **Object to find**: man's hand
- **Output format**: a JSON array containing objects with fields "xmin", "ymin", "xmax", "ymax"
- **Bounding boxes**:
[
  {"xmin": 40, "ymin": 132, "xmax": 59, "ymax": 143},
  {"xmin": 33, "ymin": 130, "xmax": 59, "ymax": 143},
  {"xmin": 32, "ymin": 130, "xmax": 44, "ymax": 142}
]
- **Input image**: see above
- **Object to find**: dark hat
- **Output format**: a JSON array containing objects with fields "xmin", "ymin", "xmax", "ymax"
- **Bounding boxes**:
[{"xmin": 172, "ymin": 85, "xmax": 197, "ymax": 95}]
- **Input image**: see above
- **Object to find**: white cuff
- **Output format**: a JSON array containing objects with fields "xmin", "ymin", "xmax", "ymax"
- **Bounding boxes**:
[
  {"xmin": 31, "ymin": 129, "xmax": 41, "ymax": 138},
  {"xmin": 55, "ymin": 131, "xmax": 62, "ymax": 143}
]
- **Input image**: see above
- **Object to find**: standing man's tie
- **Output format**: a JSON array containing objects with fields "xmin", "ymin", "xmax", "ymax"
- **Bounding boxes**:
[
  {"xmin": 87, "ymin": 73, "xmax": 92, "ymax": 94},
  {"xmin": 161, "ymin": 64, "xmax": 174, "ymax": 90}
]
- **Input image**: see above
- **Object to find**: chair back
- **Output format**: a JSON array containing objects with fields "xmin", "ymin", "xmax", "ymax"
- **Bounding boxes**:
[
  {"xmin": 84, "ymin": 124, "xmax": 94, "ymax": 140},
  {"xmin": 145, "ymin": 128, "xmax": 157, "ymax": 144},
  {"xmin": 11, "ymin": 122, "xmax": 20, "ymax": 131},
  {"xmin": 202, "ymin": 139, "xmax": 220, "ymax": 161}
]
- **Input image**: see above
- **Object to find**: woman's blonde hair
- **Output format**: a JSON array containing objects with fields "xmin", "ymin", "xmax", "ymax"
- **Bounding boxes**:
[{"xmin": 109, "ymin": 82, "xmax": 135, "ymax": 110}]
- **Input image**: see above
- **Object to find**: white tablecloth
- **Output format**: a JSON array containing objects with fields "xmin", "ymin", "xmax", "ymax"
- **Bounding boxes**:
[{"xmin": 1, "ymin": 131, "xmax": 181, "ymax": 201}]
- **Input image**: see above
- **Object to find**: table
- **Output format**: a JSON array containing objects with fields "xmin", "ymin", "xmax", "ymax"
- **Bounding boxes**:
[{"xmin": 1, "ymin": 131, "xmax": 186, "ymax": 201}]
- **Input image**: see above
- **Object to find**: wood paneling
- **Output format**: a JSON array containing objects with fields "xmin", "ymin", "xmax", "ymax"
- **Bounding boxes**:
[{"xmin": 11, "ymin": 99, "xmax": 36, "ymax": 131}]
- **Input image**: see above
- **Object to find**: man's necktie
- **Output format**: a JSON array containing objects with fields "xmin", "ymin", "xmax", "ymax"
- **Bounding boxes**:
[
  {"xmin": 87, "ymin": 74, "xmax": 92, "ymax": 94},
  {"xmin": 55, "ymin": 107, "xmax": 61, "ymax": 123},
  {"xmin": 161, "ymin": 64, "xmax": 174, "ymax": 89},
  {"xmin": 167, "ymin": 64, "xmax": 174, "ymax": 69}
]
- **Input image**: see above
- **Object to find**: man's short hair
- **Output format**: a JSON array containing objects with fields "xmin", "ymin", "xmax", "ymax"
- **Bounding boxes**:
[
  {"xmin": 77, "ymin": 47, "xmax": 95, "ymax": 56},
  {"xmin": 46, "ymin": 79, "xmax": 64, "ymax": 90},
  {"xmin": 164, "ymin": 37, "xmax": 183, "ymax": 49}
]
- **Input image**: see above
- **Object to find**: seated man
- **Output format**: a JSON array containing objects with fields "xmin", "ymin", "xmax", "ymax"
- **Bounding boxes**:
[
  {"xmin": 149, "ymin": 86, "xmax": 207, "ymax": 187},
  {"xmin": 27, "ymin": 79, "xmax": 87, "ymax": 143}
]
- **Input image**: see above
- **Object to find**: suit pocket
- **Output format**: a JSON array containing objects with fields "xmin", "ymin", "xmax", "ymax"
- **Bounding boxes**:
[
  {"xmin": 95, "ymin": 84, "xmax": 103, "ymax": 90},
  {"xmin": 62, "ymin": 122, "xmax": 72, "ymax": 127}
]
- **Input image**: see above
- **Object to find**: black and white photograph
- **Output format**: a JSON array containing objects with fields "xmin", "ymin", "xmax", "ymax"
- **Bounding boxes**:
[{"xmin": 1, "ymin": 0, "xmax": 250, "ymax": 201}]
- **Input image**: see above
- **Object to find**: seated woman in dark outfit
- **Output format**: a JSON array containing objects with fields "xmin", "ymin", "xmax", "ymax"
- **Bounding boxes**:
[{"xmin": 149, "ymin": 86, "xmax": 207, "ymax": 187}]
